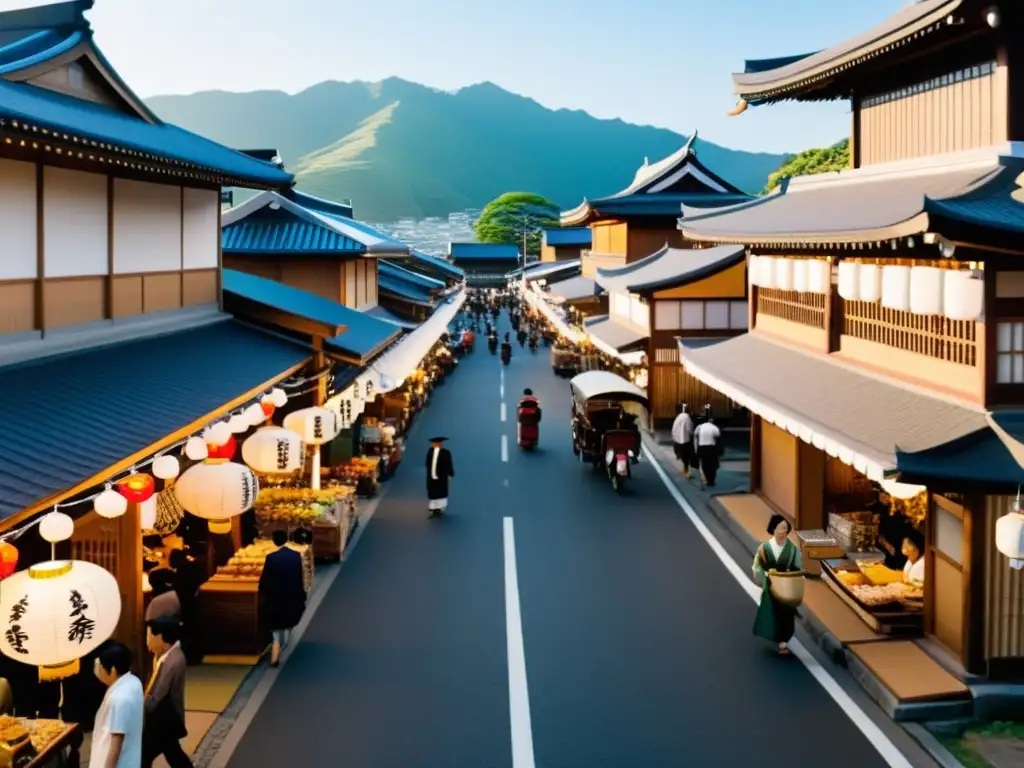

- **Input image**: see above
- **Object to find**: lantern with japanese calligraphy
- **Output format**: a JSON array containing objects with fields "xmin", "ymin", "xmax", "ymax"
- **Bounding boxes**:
[
  {"xmin": 0, "ymin": 560, "xmax": 121, "ymax": 680},
  {"xmin": 241, "ymin": 427, "xmax": 305, "ymax": 475},
  {"xmin": 0, "ymin": 543, "xmax": 18, "ymax": 580},
  {"xmin": 172, "ymin": 461, "xmax": 259, "ymax": 535},
  {"xmin": 118, "ymin": 473, "xmax": 155, "ymax": 504},
  {"xmin": 283, "ymin": 407, "xmax": 340, "ymax": 446}
]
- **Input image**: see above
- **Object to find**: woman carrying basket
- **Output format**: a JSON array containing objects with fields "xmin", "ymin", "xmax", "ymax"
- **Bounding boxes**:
[{"xmin": 752, "ymin": 514, "xmax": 804, "ymax": 656}]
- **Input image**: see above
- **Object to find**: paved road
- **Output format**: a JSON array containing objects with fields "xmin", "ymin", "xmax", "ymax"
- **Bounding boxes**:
[{"xmin": 227, "ymin": 310, "xmax": 904, "ymax": 768}]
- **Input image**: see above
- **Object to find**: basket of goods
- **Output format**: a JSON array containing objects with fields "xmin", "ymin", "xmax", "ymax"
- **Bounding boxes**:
[
  {"xmin": 857, "ymin": 562, "xmax": 905, "ymax": 585},
  {"xmin": 254, "ymin": 487, "xmax": 346, "ymax": 526},
  {"xmin": 0, "ymin": 716, "xmax": 29, "ymax": 750},
  {"xmin": 211, "ymin": 539, "xmax": 277, "ymax": 581},
  {"xmin": 848, "ymin": 582, "xmax": 906, "ymax": 608},
  {"xmin": 26, "ymin": 719, "xmax": 66, "ymax": 753},
  {"xmin": 768, "ymin": 570, "xmax": 806, "ymax": 606},
  {"xmin": 828, "ymin": 512, "xmax": 879, "ymax": 552}
]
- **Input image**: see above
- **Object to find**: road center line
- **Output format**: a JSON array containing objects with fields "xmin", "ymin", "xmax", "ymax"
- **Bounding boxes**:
[
  {"xmin": 503, "ymin": 517, "xmax": 536, "ymax": 768},
  {"xmin": 643, "ymin": 445, "xmax": 914, "ymax": 768},
  {"xmin": 501, "ymin": 435, "xmax": 509, "ymax": 462},
  {"xmin": 501, "ymin": 402, "xmax": 507, "ymax": 422}
]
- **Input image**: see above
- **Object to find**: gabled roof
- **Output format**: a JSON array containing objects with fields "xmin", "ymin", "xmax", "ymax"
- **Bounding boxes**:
[
  {"xmin": 448, "ymin": 242, "xmax": 521, "ymax": 261},
  {"xmin": 378, "ymin": 274, "xmax": 435, "ymax": 307},
  {"xmin": 222, "ymin": 269, "xmax": 400, "ymax": 363},
  {"xmin": 543, "ymin": 227, "xmax": 592, "ymax": 247},
  {"xmin": 0, "ymin": 1, "xmax": 292, "ymax": 189},
  {"xmin": 222, "ymin": 190, "xmax": 408, "ymax": 256},
  {"xmin": 409, "ymin": 250, "xmax": 465, "ymax": 281},
  {"xmin": 595, "ymin": 245, "xmax": 745, "ymax": 295},
  {"xmin": 561, "ymin": 133, "xmax": 751, "ymax": 226},
  {"xmin": 378, "ymin": 260, "xmax": 445, "ymax": 291},
  {"xmin": 731, "ymin": 0, "xmax": 966, "ymax": 107}
]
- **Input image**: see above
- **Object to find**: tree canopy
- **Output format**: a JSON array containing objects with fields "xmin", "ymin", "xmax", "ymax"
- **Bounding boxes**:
[
  {"xmin": 762, "ymin": 138, "xmax": 850, "ymax": 194},
  {"xmin": 473, "ymin": 192, "xmax": 560, "ymax": 255}
]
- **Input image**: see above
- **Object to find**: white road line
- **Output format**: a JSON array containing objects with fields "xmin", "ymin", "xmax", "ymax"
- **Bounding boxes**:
[
  {"xmin": 503, "ymin": 517, "xmax": 536, "ymax": 768},
  {"xmin": 501, "ymin": 435, "xmax": 509, "ymax": 462},
  {"xmin": 642, "ymin": 445, "xmax": 914, "ymax": 768},
  {"xmin": 501, "ymin": 402, "xmax": 507, "ymax": 422}
]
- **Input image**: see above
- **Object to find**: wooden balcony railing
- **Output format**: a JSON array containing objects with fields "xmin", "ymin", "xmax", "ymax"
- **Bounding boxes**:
[
  {"xmin": 756, "ymin": 288, "xmax": 826, "ymax": 329},
  {"xmin": 842, "ymin": 300, "xmax": 977, "ymax": 366}
]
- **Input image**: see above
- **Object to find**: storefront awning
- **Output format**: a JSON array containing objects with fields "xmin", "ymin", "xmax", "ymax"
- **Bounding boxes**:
[
  {"xmin": 364, "ymin": 305, "xmax": 421, "ymax": 329},
  {"xmin": 677, "ymin": 333, "xmax": 989, "ymax": 481},
  {"xmin": 0, "ymin": 319, "xmax": 311, "ymax": 523},
  {"xmin": 354, "ymin": 290, "xmax": 466, "ymax": 395},
  {"xmin": 595, "ymin": 244, "xmax": 744, "ymax": 294},
  {"xmin": 507, "ymin": 259, "xmax": 582, "ymax": 282},
  {"xmin": 523, "ymin": 288, "xmax": 587, "ymax": 343},
  {"xmin": 546, "ymin": 275, "xmax": 599, "ymax": 303},
  {"xmin": 585, "ymin": 316, "xmax": 648, "ymax": 365}
]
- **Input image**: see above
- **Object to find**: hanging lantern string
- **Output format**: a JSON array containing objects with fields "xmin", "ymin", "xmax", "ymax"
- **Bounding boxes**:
[{"xmin": 0, "ymin": 367, "xmax": 335, "ymax": 543}]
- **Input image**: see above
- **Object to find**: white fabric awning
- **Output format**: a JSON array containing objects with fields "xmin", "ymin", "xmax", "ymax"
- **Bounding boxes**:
[
  {"xmin": 355, "ymin": 290, "xmax": 466, "ymax": 395},
  {"xmin": 524, "ymin": 287, "xmax": 587, "ymax": 343}
]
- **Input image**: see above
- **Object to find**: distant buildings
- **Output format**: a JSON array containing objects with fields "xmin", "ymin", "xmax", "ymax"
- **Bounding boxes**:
[
  {"xmin": 540, "ymin": 227, "xmax": 591, "ymax": 263},
  {"xmin": 448, "ymin": 242, "xmax": 521, "ymax": 286}
]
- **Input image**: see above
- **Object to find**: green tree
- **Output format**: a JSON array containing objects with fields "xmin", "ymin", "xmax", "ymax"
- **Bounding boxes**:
[
  {"xmin": 763, "ymin": 138, "xmax": 850, "ymax": 194},
  {"xmin": 473, "ymin": 192, "xmax": 560, "ymax": 256}
]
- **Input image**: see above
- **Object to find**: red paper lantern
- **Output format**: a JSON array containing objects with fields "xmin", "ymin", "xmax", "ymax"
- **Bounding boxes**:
[
  {"xmin": 118, "ymin": 473, "xmax": 156, "ymax": 503},
  {"xmin": 207, "ymin": 435, "xmax": 237, "ymax": 461},
  {"xmin": 260, "ymin": 399, "xmax": 276, "ymax": 419},
  {"xmin": 0, "ymin": 542, "xmax": 18, "ymax": 580}
]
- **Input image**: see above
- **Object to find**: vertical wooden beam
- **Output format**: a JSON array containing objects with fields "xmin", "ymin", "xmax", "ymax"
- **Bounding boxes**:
[
  {"xmin": 850, "ymin": 93, "xmax": 861, "ymax": 169},
  {"xmin": 647, "ymin": 296, "xmax": 656, "ymax": 422},
  {"xmin": 117, "ymin": 502, "xmax": 144, "ymax": 675},
  {"xmin": 179, "ymin": 186, "xmax": 185, "ymax": 310},
  {"xmin": 216, "ymin": 192, "xmax": 223, "ymax": 311},
  {"xmin": 923, "ymin": 492, "xmax": 935, "ymax": 637},
  {"xmin": 824, "ymin": 257, "xmax": 840, "ymax": 353},
  {"xmin": 749, "ymin": 415, "xmax": 762, "ymax": 494},
  {"xmin": 982, "ymin": 266, "xmax": 997, "ymax": 409},
  {"xmin": 962, "ymin": 493, "xmax": 988, "ymax": 674},
  {"xmin": 105, "ymin": 176, "xmax": 114, "ymax": 319},
  {"xmin": 35, "ymin": 163, "xmax": 45, "ymax": 332}
]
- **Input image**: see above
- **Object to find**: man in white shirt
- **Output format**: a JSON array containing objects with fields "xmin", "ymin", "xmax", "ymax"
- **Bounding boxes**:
[
  {"xmin": 693, "ymin": 407, "xmax": 722, "ymax": 489},
  {"xmin": 670, "ymin": 403, "xmax": 696, "ymax": 479},
  {"xmin": 92, "ymin": 642, "xmax": 144, "ymax": 768}
]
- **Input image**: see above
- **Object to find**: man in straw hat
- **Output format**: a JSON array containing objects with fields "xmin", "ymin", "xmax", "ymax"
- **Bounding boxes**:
[{"xmin": 426, "ymin": 437, "xmax": 455, "ymax": 518}]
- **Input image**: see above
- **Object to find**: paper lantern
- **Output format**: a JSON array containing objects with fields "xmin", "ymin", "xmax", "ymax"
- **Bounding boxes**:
[
  {"xmin": 858, "ymin": 264, "xmax": 882, "ymax": 303},
  {"xmin": 837, "ymin": 262, "xmax": 860, "ymax": 300},
  {"xmin": 882, "ymin": 265, "xmax": 911, "ymax": 311},
  {"xmin": 93, "ymin": 488, "xmax": 128, "ymax": 519},
  {"xmin": 152, "ymin": 455, "xmax": 180, "ymax": 481},
  {"xmin": 910, "ymin": 266, "xmax": 944, "ymax": 315},
  {"xmin": 283, "ymin": 407, "xmax": 341, "ymax": 446},
  {"xmin": 748, "ymin": 255, "xmax": 762, "ymax": 286},
  {"xmin": 245, "ymin": 403, "xmax": 267, "ymax": 427},
  {"xmin": 241, "ymin": 427, "xmax": 306, "ymax": 475},
  {"xmin": 39, "ymin": 512, "xmax": 74, "ymax": 544},
  {"xmin": 806, "ymin": 260, "xmax": 830, "ymax": 294},
  {"xmin": 139, "ymin": 496, "xmax": 157, "ymax": 530},
  {"xmin": 207, "ymin": 435, "xmax": 237, "ymax": 461},
  {"xmin": 943, "ymin": 271, "xmax": 984, "ymax": 321},
  {"xmin": 0, "ymin": 560, "xmax": 121, "ymax": 680},
  {"xmin": 269, "ymin": 388, "xmax": 288, "ymax": 408},
  {"xmin": 173, "ymin": 461, "xmax": 259, "ymax": 534},
  {"xmin": 260, "ymin": 397, "xmax": 276, "ymax": 419},
  {"xmin": 775, "ymin": 258, "xmax": 794, "ymax": 291},
  {"xmin": 0, "ymin": 542, "xmax": 18, "ymax": 580},
  {"xmin": 184, "ymin": 437, "xmax": 208, "ymax": 462},
  {"xmin": 758, "ymin": 257, "xmax": 777, "ymax": 289},
  {"xmin": 208, "ymin": 422, "xmax": 232, "ymax": 446},
  {"xmin": 996, "ymin": 498, "xmax": 1024, "ymax": 569},
  {"xmin": 791, "ymin": 260, "xmax": 809, "ymax": 292},
  {"xmin": 228, "ymin": 414, "xmax": 249, "ymax": 434},
  {"xmin": 117, "ymin": 473, "xmax": 155, "ymax": 504}
]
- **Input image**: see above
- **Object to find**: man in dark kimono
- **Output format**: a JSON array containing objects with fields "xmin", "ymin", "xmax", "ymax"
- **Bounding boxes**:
[
  {"xmin": 426, "ymin": 437, "xmax": 455, "ymax": 518},
  {"xmin": 259, "ymin": 530, "xmax": 306, "ymax": 666}
]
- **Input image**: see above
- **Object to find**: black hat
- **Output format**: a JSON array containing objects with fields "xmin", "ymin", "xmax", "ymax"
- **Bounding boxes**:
[{"xmin": 429, "ymin": 436, "xmax": 449, "ymax": 443}]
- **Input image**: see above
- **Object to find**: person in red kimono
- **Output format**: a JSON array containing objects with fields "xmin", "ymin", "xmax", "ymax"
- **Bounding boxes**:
[{"xmin": 517, "ymin": 389, "xmax": 542, "ymax": 449}]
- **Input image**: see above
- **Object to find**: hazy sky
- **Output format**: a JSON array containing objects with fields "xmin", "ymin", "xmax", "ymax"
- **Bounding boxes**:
[{"xmin": 11, "ymin": 0, "xmax": 905, "ymax": 154}]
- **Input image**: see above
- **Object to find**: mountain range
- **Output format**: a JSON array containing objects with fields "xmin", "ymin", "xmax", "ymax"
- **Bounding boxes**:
[{"xmin": 147, "ymin": 78, "xmax": 790, "ymax": 222}]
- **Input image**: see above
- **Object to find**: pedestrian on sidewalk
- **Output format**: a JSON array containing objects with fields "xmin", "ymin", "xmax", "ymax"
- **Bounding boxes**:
[
  {"xmin": 92, "ymin": 642, "xmax": 144, "ymax": 768},
  {"xmin": 752, "ymin": 514, "xmax": 803, "ymax": 657},
  {"xmin": 426, "ymin": 436, "xmax": 455, "ymax": 518},
  {"xmin": 259, "ymin": 529, "xmax": 306, "ymax": 667},
  {"xmin": 670, "ymin": 403, "xmax": 696, "ymax": 479},
  {"xmin": 693, "ymin": 406, "xmax": 722, "ymax": 489},
  {"xmin": 142, "ymin": 618, "xmax": 190, "ymax": 767}
]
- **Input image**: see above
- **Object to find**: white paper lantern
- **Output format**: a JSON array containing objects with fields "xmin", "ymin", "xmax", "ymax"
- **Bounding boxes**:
[
  {"xmin": 173, "ymin": 462, "xmax": 259, "ymax": 535},
  {"xmin": 996, "ymin": 501, "xmax": 1024, "ymax": 569},
  {"xmin": 943, "ymin": 271, "xmax": 984, "ymax": 321},
  {"xmin": 759, "ymin": 257, "xmax": 777, "ymax": 289},
  {"xmin": 837, "ymin": 262, "xmax": 861, "ymax": 300},
  {"xmin": 775, "ymin": 258, "xmax": 794, "ymax": 291},
  {"xmin": 806, "ymin": 260, "xmax": 830, "ymax": 294},
  {"xmin": 748, "ymin": 255, "xmax": 761, "ymax": 286},
  {"xmin": 881, "ymin": 265, "xmax": 911, "ymax": 311},
  {"xmin": 858, "ymin": 264, "xmax": 882, "ymax": 303},
  {"xmin": 152, "ymin": 455, "xmax": 180, "ymax": 481},
  {"xmin": 0, "ymin": 560, "xmax": 121, "ymax": 680},
  {"xmin": 208, "ymin": 422, "xmax": 232, "ymax": 446},
  {"xmin": 269, "ymin": 388, "xmax": 288, "ymax": 408},
  {"xmin": 244, "ymin": 403, "xmax": 267, "ymax": 427},
  {"xmin": 283, "ymin": 407, "xmax": 341, "ymax": 446},
  {"xmin": 139, "ymin": 496, "xmax": 157, "ymax": 530},
  {"xmin": 791, "ymin": 260, "xmax": 809, "ymax": 292},
  {"xmin": 184, "ymin": 437, "xmax": 208, "ymax": 462},
  {"xmin": 228, "ymin": 414, "xmax": 249, "ymax": 434},
  {"xmin": 910, "ymin": 266, "xmax": 944, "ymax": 315},
  {"xmin": 93, "ymin": 488, "xmax": 127, "ymax": 519},
  {"xmin": 39, "ymin": 512, "xmax": 74, "ymax": 543},
  {"xmin": 241, "ymin": 427, "xmax": 306, "ymax": 475}
]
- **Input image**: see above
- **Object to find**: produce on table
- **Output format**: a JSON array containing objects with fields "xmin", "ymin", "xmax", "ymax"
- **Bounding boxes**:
[
  {"xmin": 849, "ymin": 582, "xmax": 907, "ymax": 607},
  {"xmin": 254, "ymin": 487, "xmax": 352, "ymax": 525}
]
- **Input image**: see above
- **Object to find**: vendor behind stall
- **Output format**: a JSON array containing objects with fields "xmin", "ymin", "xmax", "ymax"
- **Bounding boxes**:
[
  {"xmin": 874, "ymin": 498, "xmax": 909, "ymax": 570},
  {"xmin": 902, "ymin": 529, "xmax": 926, "ymax": 586}
]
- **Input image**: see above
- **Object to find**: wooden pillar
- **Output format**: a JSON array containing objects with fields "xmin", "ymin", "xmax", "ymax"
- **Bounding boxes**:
[
  {"xmin": 849, "ymin": 93, "xmax": 860, "ymax": 169},
  {"xmin": 116, "ymin": 503, "xmax": 144, "ymax": 676},
  {"xmin": 823, "ymin": 257, "xmax": 840, "ymax": 353},
  {"xmin": 963, "ymin": 493, "xmax": 988, "ymax": 674},
  {"xmin": 749, "ymin": 415, "xmax": 762, "ymax": 494},
  {"xmin": 747, "ymin": 282, "xmax": 758, "ymax": 333}
]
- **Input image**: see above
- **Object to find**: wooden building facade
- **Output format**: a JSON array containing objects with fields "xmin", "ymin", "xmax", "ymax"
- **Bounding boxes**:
[{"xmin": 540, "ymin": 227, "xmax": 591, "ymax": 263}]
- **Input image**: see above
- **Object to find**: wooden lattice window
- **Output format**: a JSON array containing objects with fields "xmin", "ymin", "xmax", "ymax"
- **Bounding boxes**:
[
  {"xmin": 844, "ymin": 300, "xmax": 977, "ymax": 366},
  {"xmin": 756, "ymin": 288, "xmax": 825, "ymax": 329},
  {"xmin": 996, "ymin": 321, "xmax": 1024, "ymax": 383}
]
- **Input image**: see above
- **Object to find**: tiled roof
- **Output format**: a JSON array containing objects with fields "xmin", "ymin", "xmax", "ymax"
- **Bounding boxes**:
[
  {"xmin": 379, "ymin": 275, "xmax": 434, "ymax": 306},
  {"xmin": 448, "ymin": 243, "xmax": 520, "ymax": 261},
  {"xmin": 365, "ymin": 305, "xmax": 420, "ymax": 329},
  {"xmin": 595, "ymin": 245, "xmax": 744, "ymax": 294},
  {"xmin": 546, "ymin": 275, "xmax": 598, "ymax": 302},
  {"xmin": 584, "ymin": 315, "xmax": 648, "ymax": 352},
  {"xmin": 289, "ymin": 189, "xmax": 354, "ymax": 219},
  {"xmin": 543, "ymin": 228, "xmax": 591, "ymax": 247},
  {"xmin": 410, "ymin": 250, "xmax": 464, "ymax": 280},
  {"xmin": 0, "ymin": 319, "xmax": 310, "ymax": 522},
  {"xmin": 222, "ymin": 269, "xmax": 399, "ymax": 360},
  {"xmin": 378, "ymin": 260, "xmax": 445, "ymax": 291}
]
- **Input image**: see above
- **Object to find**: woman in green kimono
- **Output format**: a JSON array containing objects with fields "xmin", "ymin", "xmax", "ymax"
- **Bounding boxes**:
[{"xmin": 752, "ymin": 513, "xmax": 803, "ymax": 656}]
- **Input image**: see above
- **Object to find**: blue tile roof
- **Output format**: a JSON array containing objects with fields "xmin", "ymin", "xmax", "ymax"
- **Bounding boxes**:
[
  {"xmin": 449, "ymin": 242, "xmax": 521, "ymax": 261},
  {"xmin": 289, "ymin": 189, "xmax": 354, "ymax": 219},
  {"xmin": 222, "ymin": 269, "xmax": 400, "ymax": 360},
  {"xmin": 222, "ymin": 206, "xmax": 367, "ymax": 254},
  {"xmin": 543, "ymin": 228, "xmax": 592, "ymax": 247},
  {"xmin": 410, "ymin": 250, "xmax": 464, "ymax": 280},
  {"xmin": 0, "ymin": 319, "xmax": 310, "ymax": 522},
  {"xmin": 378, "ymin": 260, "xmax": 445, "ymax": 291},
  {"xmin": 378, "ymin": 275, "xmax": 434, "ymax": 305}
]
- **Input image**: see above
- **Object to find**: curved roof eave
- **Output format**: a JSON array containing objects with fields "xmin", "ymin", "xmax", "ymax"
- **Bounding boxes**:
[
  {"xmin": 560, "ymin": 200, "xmax": 592, "ymax": 227},
  {"xmin": 678, "ymin": 212, "xmax": 931, "ymax": 246}
]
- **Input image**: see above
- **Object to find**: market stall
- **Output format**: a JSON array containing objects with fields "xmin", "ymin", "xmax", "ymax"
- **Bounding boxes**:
[
  {"xmin": 524, "ymin": 286, "xmax": 588, "ymax": 344},
  {"xmin": 0, "ymin": 715, "xmax": 80, "ymax": 766}
]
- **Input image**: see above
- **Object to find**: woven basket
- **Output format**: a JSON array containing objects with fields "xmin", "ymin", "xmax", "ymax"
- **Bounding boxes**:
[{"xmin": 769, "ymin": 569, "xmax": 806, "ymax": 606}]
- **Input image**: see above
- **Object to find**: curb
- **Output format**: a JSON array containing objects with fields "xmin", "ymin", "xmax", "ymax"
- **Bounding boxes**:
[{"xmin": 902, "ymin": 724, "xmax": 968, "ymax": 768}]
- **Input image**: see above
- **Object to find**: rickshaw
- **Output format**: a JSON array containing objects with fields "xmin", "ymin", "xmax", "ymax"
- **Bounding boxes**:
[
  {"xmin": 551, "ymin": 345, "xmax": 578, "ymax": 377},
  {"xmin": 569, "ymin": 371, "xmax": 649, "ymax": 493}
]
